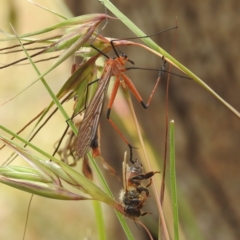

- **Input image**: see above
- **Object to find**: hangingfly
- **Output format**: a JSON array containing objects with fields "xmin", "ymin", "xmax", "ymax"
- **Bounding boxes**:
[
  {"xmin": 74, "ymin": 51, "xmax": 136, "ymax": 158},
  {"xmin": 74, "ymin": 27, "xmax": 179, "ymax": 159}
]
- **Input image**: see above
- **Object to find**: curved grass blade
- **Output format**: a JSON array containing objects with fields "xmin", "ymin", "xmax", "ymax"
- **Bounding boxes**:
[
  {"xmin": 101, "ymin": 0, "xmax": 240, "ymax": 119},
  {"xmin": 0, "ymin": 14, "xmax": 111, "ymax": 41},
  {"xmin": 0, "ymin": 132, "xmax": 118, "ymax": 206},
  {"xmin": 0, "ymin": 138, "xmax": 85, "ymax": 200}
]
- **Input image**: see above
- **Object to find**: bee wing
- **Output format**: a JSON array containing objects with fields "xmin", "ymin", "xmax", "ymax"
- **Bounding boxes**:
[{"xmin": 122, "ymin": 151, "xmax": 128, "ymax": 191}]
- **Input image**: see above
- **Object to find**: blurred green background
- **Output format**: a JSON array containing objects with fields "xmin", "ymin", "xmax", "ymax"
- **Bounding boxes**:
[{"xmin": 0, "ymin": 0, "xmax": 240, "ymax": 239}]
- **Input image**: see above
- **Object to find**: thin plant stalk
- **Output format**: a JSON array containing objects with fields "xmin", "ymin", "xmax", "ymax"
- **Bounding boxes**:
[
  {"xmin": 170, "ymin": 120, "xmax": 179, "ymax": 240},
  {"xmin": 122, "ymin": 85, "xmax": 170, "ymax": 240}
]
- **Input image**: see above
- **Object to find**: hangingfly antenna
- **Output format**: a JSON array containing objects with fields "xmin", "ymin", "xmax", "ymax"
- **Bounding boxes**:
[{"xmin": 89, "ymin": 2, "xmax": 110, "ymax": 59}]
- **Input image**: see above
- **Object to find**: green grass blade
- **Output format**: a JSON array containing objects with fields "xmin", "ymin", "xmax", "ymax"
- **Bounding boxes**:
[
  {"xmin": 93, "ymin": 200, "xmax": 107, "ymax": 240},
  {"xmin": 116, "ymin": 214, "xmax": 134, "ymax": 240},
  {"xmin": 0, "ymin": 128, "xmax": 112, "ymax": 202},
  {"xmin": 101, "ymin": 0, "xmax": 240, "ymax": 119},
  {"xmin": 170, "ymin": 120, "xmax": 179, "ymax": 240},
  {"xmin": 28, "ymin": 0, "xmax": 68, "ymax": 20}
]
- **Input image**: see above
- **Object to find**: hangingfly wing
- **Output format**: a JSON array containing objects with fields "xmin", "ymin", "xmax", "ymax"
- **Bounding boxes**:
[{"xmin": 75, "ymin": 63, "xmax": 113, "ymax": 158}]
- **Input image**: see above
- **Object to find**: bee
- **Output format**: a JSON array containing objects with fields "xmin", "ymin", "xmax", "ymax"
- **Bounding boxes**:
[{"xmin": 119, "ymin": 156, "xmax": 160, "ymax": 218}]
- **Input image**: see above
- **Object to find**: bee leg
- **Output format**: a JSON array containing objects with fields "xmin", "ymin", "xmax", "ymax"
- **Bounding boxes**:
[
  {"xmin": 145, "ymin": 178, "xmax": 152, "ymax": 188},
  {"xmin": 141, "ymin": 211, "xmax": 152, "ymax": 217},
  {"xmin": 136, "ymin": 186, "xmax": 150, "ymax": 197},
  {"xmin": 130, "ymin": 171, "xmax": 160, "ymax": 184}
]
